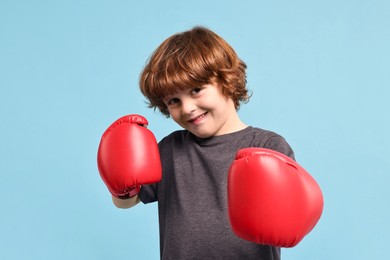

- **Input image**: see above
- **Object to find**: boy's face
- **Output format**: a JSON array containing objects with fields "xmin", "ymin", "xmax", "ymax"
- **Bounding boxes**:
[{"xmin": 163, "ymin": 83, "xmax": 241, "ymax": 138}]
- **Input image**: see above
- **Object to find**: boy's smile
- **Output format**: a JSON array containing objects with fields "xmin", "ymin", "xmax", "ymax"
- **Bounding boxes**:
[
  {"xmin": 187, "ymin": 112, "xmax": 208, "ymax": 125},
  {"xmin": 164, "ymin": 84, "xmax": 246, "ymax": 138}
]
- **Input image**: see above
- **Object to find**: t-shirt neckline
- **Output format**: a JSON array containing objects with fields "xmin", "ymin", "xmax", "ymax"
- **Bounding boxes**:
[{"xmin": 191, "ymin": 126, "xmax": 253, "ymax": 146}]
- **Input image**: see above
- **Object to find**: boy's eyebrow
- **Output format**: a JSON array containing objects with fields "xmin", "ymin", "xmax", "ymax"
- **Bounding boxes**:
[
  {"xmin": 163, "ymin": 92, "xmax": 178, "ymax": 99},
  {"xmin": 161, "ymin": 95, "xmax": 172, "ymax": 104}
]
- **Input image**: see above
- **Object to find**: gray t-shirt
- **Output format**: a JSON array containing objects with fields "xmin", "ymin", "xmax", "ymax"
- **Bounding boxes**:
[{"xmin": 139, "ymin": 126, "xmax": 295, "ymax": 260}]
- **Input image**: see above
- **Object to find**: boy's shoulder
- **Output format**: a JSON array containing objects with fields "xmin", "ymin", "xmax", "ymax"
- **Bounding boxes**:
[
  {"xmin": 161, "ymin": 129, "xmax": 190, "ymax": 140},
  {"xmin": 245, "ymin": 126, "xmax": 295, "ymax": 159},
  {"xmin": 247, "ymin": 126, "xmax": 280, "ymax": 137},
  {"xmin": 158, "ymin": 129, "xmax": 191, "ymax": 147}
]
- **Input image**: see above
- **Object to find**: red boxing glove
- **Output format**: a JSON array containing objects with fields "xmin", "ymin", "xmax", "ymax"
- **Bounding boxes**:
[
  {"xmin": 227, "ymin": 148, "xmax": 323, "ymax": 247},
  {"xmin": 97, "ymin": 114, "xmax": 162, "ymax": 199}
]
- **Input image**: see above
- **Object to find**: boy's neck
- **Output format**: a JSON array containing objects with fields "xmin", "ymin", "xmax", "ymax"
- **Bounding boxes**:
[{"xmin": 216, "ymin": 112, "xmax": 248, "ymax": 136}]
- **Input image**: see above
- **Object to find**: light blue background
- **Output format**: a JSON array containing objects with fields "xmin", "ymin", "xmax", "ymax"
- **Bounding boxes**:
[{"xmin": 1, "ymin": 0, "xmax": 389, "ymax": 259}]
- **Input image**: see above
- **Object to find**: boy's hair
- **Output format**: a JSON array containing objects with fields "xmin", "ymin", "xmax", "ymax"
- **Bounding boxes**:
[{"xmin": 139, "ymin": 26, "xmax": 250, "ymax": 116}]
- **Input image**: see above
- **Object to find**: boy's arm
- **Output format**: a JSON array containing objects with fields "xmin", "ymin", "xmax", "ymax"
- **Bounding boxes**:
[{"xmin": 112, "ymin": 195, "xmax": 140, "ymax": 209}]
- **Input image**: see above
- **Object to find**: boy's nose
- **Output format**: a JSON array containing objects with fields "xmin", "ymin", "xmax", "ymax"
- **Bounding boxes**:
[{"xmin": 181, "ymin": 98, "xmax": 196, "ymax": 115}]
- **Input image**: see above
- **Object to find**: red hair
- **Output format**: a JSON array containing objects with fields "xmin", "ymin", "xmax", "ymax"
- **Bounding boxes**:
[{"xmin": 139, "ymin": 26, "xmax": 250, "ymax": 116}]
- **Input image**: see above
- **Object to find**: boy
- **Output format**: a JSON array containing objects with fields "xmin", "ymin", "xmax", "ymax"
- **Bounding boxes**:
[{"xmin": 106, "ymin": 26, "xmax": 294, "ymax": 259}]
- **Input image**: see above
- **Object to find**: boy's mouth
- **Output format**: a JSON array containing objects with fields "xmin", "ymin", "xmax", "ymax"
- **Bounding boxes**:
[{"xmin": 188, "ymin": 112, "xmax": 208, "ymax": 124}]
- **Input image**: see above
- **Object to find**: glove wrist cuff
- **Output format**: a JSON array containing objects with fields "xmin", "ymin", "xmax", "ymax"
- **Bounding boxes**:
[{"xmin": 116, "ymin": 185, "xmax": 141, "ymax": 199}]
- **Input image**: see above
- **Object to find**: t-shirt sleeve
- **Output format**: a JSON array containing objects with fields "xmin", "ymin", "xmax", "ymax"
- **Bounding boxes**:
[
  {"xmin": 263, "ymin": 135, "xmax": 295, "ymax": 160},
  {"xmin": 138, "ymin": 183, "xmax": 158, "ymax": 204}
]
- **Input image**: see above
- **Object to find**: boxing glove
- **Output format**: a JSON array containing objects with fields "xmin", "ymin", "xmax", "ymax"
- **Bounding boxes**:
[
  {"xmin": 227, "ymin": 148, "xmax": 323, "ymax": 247},
  {"xmin": 97, "ymin": 114, "xmax": 162, "ymax": 199}
]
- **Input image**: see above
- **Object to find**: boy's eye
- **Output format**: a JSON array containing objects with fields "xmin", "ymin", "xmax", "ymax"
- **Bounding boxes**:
[
  {"xmin": 166, "ymin": 98, "xmax": 180, "ymax": 106},
  {"xmin": 191, "ymin": 87, "xmax": 202, "ymax": 95}
]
